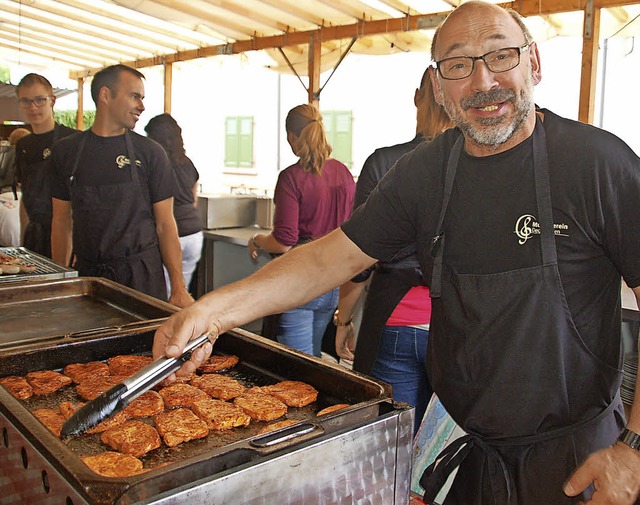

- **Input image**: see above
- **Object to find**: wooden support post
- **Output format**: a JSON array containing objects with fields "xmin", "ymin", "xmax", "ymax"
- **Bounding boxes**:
[
  {"xmin": 308, "ymin": 32, "xmax": 321, "ymax": 107},
  {"xmin": 578, "ymin": 0, "xmax": 600, "ymax": 124},
  {"xmin": 164, "ymin": 62, "xmax": 173, "ymax": 113},
  {"xmin": 76, "ymin": 77, "xmax": 84, "ymax": 131}
]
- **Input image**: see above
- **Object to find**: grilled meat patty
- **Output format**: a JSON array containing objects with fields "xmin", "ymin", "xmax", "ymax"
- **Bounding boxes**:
[
  {"xmin": 33, "ymin": 408, "xmax": 66, "ymax": 437},
  {"xmin": 262, "ymin": 381, "xmax": 318, "ymax": 407},
  {"xmin": 63, "ymin": 361, "xmax": 110, "ymax": 384},
  {"xmin": 316, "ymin": 403, "xmax": 350, "ymax": 416},
  {"xmin": 100, "ymin": 420, "xmax": 161, "ymax": 457},
  {"xmin": 153, "ymin": 408, "xmax": 209, "ymax": 447},
  {"xmin": 190, "ymin": 374, "xmax": 246, "ymax": 400},
  {"xmin": 233, "ymin": 391, "xmax": 288, "ymax": 421},
  {"xmin": 122, "ymin": 390, "xmax": 164, "ymax": 418},
  {"xmin": 198, "ymin": 354, "xmax": 239, "ymax": 373},
  {"xmin": 76, "ymin": 375, "xmax": 128, "ymax": 401},
  {"xmin": 58, "ymin": 400, "xmax": 130, "ymax": 434},
  {"xmin": 0, "ymin": 375, "xmax": 33, "ymax": 400},
  {"xmin": 190, "ymin": 398, "xmax": 251, "ymax": 430},
  {"xmin": 107, "ymin": 355, "xmax": 153, "ymax": 376},
  {"xmin": 26, "ymin": 370, "xmax": 73, "ymax": 395},
  {"xmin": 158, "ymin": 383, "xmax": 209, "ymax": 409},
  {"xmin": 81, "ymin": 451, "xmax": 144, "ymax": 478}
]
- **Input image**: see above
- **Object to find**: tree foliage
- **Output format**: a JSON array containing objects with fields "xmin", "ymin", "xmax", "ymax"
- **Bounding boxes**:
[{"xmin": 53, "ymin": 110, "xmax": 95, "ymax": 130}]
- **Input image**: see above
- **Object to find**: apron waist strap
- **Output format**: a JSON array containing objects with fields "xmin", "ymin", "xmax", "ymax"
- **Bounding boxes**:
[
  {"xmin": 76, "ymin": 243, "xmax": 158, "ymax": 277},
  {"xmin": 421, "ymin": 395, "xmax": 619, "ymax": 504}
]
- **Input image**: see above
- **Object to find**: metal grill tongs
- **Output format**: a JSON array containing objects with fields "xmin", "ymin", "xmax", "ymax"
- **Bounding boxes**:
[{"xmin": 61, "ymin": 333, "xmax": 213, "ymax": 437}]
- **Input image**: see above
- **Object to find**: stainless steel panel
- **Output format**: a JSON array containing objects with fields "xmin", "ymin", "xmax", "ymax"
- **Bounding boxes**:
[
  {"xmin": 141, "ymin": 407, "xmax": 414, "ymax": 505},
  {"xmin": 197, "ymin": 195, "xmax": 257, "ymax": 229}
]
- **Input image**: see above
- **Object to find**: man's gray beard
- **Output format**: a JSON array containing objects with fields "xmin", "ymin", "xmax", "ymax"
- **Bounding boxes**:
[{"xmin": 443, "ymin": 88, "xmax": 533, "ymax": 148}]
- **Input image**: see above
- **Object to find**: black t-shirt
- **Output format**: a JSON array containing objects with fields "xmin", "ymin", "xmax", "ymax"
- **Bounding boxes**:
[
  {"xmin": 51, "ymin": 130, "xmax": 175, "ymax": 203},
  {"xmin": 16, "ymin": 124, "xmax": 77, "ymax": 218},
  {"xmin": 172, "ymin": 157, "xmax": 202, "ymax": 237},
  {"xmin": 342, "ymin": 109, "xmax": 640, "ymax": 366}
]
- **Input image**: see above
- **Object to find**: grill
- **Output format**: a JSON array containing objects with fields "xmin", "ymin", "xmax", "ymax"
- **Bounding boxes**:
[
  {"xmin": 0, "ymin": 247, "xmax": 77, "ymax": 284},
  {"xmin": 0, "ymin": 327, "xmax": 413, "ymax": 505},
  {"xmin": 0, "ymin": 277, "xmax": 177, "ymax": 350}
]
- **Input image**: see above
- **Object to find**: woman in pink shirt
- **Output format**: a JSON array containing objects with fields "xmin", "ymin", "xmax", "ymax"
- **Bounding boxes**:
[{"xmin": 248, "ymin": 104, "xmax": 355, "ymax": 356}]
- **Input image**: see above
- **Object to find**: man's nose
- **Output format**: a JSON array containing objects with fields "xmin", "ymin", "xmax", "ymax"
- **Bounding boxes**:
[{"xmin": 469, "ymin": 59, "xmax": 500, "ymax": 91}]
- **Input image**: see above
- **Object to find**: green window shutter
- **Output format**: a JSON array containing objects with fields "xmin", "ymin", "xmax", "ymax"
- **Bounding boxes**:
[
  {"xmin": 225, "ymin": 117, "xmax": 239, "ymax": 167},
  {"xmin": 322, "ymin": 110, "xmax": 352, "ymax": 168},
  {"xmin": 224, "ymin": 116, "xmax": 254, "ymax": 168},
  {"xmin": 238, "ymin": 116, "xmax": 254, "ymax": 167}
]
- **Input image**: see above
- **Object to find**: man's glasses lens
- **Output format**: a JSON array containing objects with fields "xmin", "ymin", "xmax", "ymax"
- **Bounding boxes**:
[
  {"xmin": 18, "ymin": 96, "xmax": 50, "ymax": 108},
  {"xmin": 437, "ymin": 46, "xmax": 527, "ymax": 80}
]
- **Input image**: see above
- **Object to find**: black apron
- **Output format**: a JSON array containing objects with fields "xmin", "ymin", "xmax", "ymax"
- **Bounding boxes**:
[
  {"xmin": 69, "ymin": 130, "xmax": 167, "ymax": 300},
  {"xmin": 353, "ymin": 254, "xmax": 426, "ymax": 374},
  {"xmin": 420, "ymin": 118, "xmax": 624, "ymax": 504},
  {"xmin": 22, "ymin": 124, "xmax": 61, "ymax": 257}
]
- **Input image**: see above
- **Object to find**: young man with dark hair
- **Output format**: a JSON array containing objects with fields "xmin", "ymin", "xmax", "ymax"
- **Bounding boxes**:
[{"xmin": 50, "ymin": 64, "xmax": 193, "ymax": 308}]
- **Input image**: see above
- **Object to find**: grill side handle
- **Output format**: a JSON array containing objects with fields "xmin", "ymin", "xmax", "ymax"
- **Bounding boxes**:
[{"xmin": 249, "ymin": 422, "xmax": 318, "ymax": 448}]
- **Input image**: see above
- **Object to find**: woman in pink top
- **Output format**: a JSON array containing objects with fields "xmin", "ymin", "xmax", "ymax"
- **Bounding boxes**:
[{"xmin": 248, "ymin": 104, "xmax": 355, "ymax": 356}]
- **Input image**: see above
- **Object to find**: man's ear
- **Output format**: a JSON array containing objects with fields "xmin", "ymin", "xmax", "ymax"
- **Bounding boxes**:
[
  {"xmin": 529, "ymin": 42, "xmax": 542, "ymax": 85},
  {"xmin": 50, "ymin": 94, "xmax": 57, "ymax": 108},
  {"xmin": 98, "ymin": 85, "xmax": 112, "ymax": 105},
  {"xmin": 429, "ymin": 67, "xmax": 444, "ymax": 105}
]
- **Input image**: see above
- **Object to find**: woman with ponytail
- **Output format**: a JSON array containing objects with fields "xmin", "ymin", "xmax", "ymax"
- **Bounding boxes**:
[{"xmin": 248, "ymin": 104, "xmax": 355, "ymax": 357}]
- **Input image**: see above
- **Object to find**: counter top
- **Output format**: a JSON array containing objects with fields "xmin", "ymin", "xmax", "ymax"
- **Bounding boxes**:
[{"xmin": 203, "ymin": 227, "xmax": 272, "ymax": 247}]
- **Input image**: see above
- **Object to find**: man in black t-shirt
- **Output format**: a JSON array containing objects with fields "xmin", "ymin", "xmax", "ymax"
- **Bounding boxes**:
[
  {"xmin": 15, "ymin": 73, "xmax": 76, "ymax": 257},
  {"xmin": 50, "ymin": 64, "xmax": 193, "ymax": 308},
  {"xmin": 151, "ymin": 3, "xmax": 640, "ymax": 503}
]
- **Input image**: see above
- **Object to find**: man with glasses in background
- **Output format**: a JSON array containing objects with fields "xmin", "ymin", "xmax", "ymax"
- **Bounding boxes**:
[
  {"xmin": 15, "ymin": 73, "xmax": 76, "ymax": 257},
  {"xmin": 152, "ymin": 2, "xmax": 640, "ymax": 502}
]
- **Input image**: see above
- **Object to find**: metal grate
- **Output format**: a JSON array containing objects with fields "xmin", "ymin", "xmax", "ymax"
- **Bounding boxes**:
[{"xmin": 0, "ymin": 247, "xmax": 77, "ymax": 283}]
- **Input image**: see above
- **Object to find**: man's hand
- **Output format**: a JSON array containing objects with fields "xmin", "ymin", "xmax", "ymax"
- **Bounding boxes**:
[
  {"xmin": 152, "ymin": 301, "xmax": 220, "ymax": 378},
  {"xmin": 168, "ymin": 286, "xmax": 195, "ymax": 308},
  {"xmin": 335, "ymin": 323, "xmax": 356, "ymax": 361},
  {"xmin": 564, "ymin": 442, "xmax": 640, "ymax": 504}
]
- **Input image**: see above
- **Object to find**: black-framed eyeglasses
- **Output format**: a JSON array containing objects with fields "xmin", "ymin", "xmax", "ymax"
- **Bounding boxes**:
[
  {"xmin": 435, "ymin": 43, "xmax": 531, "ymax": 80},
  {"xmin": 18, "ymin": 96, "xmax": 52, "ymax": 108}
]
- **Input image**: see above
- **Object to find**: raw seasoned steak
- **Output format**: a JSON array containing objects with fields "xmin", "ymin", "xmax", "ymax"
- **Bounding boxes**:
[
  {"xmin": 81, "ymin": 451, "xmax": 143, "ymax": 477},
  {"xmin": 76, "ymin": 375, "xmax": 127, "ymax": 401},
  {"xmin": 158, "ymin": 383, "xmax": 209, "ymax": 409},
  {"xmin": 0, "ymin": 376, "xmax": 33, "ymax": 400},
  {"xmin": 63, "ymin": 361, "xmax": 110, "ymax": 383},
  {"xmin": 123, "ymin": 391, "xmax": 164, "ymax": 418},
  {"xmin": 153, "ymin": 408, "xmax": 209, "ymax": 447},
  {"xmin": 190, "ymin": 374, "xmax": 246, "ymax": 400},
  {"xmin": 100, "ymin": 420, "xmax": 161, "ymax": 457},
  {"xmin": 190, "ymin": 398, "xmax": 251, "ymax": 430},
  {"xmin": 257, "ymin": 419, "xmax": 299, "ymax": 435},
  {"xmin": 262, "ymin": 381, "xmax": 318, "ymax": 407},
  {"xmin": 26, "ymin": 370, "xmax": 73, "ymax": 395},
  {"xmin": 198, "ymin": 354, "xmax": 239, "ymax": 373},
  {"xmin": 233, "ymin": 391, "xmax": 287, "ymax": 421},
  {"xmin": 108, "ymin": 355, "xmax": 153, "ymax": 376},
  {"xmin": 316, "ymin": 404, "xmax": 350, "ymax": 417},
  {"xmin": 33, "ymin": 408, "xmax": 66, "ymax": 437}
]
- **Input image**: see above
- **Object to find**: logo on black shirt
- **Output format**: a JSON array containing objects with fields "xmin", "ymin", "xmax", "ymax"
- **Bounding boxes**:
[
  {"xmin": 43, "ymin": 148, "xmax": 51, "ymax": 160},
  {"xmin": 515, "ymin": 214, "xmax": 570, "ymax": 245},
  {"xmin": 115, "ymin": 155, "xmax": 141, "ymax": 169}
]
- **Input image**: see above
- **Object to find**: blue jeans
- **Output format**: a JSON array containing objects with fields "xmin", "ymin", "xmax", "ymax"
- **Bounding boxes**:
[
  {"xmin": 276, "ymin": 288, "xmax": 339, "ymax": 357},
  {"xmin": 370, "ymin": 325, "xmax": 431, "ymax": 434}
]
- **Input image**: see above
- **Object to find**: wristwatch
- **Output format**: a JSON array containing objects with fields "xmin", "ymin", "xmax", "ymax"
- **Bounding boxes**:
[
  {"xmin": 251, "ymin": 234, "xmax": 260, "ymax": 250},
  {"xmin": 618, "ymin": 428, "xmax": 640, "ymax": 451},
  {"xmin": 333, "ymin": 310, "xmax": 352, "ymax": 327}
]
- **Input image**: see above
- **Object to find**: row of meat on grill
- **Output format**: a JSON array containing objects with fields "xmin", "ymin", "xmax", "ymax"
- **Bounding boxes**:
[{"xmin": 0, "ymin": 353, "xmax": 349, "ymax": 477}]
